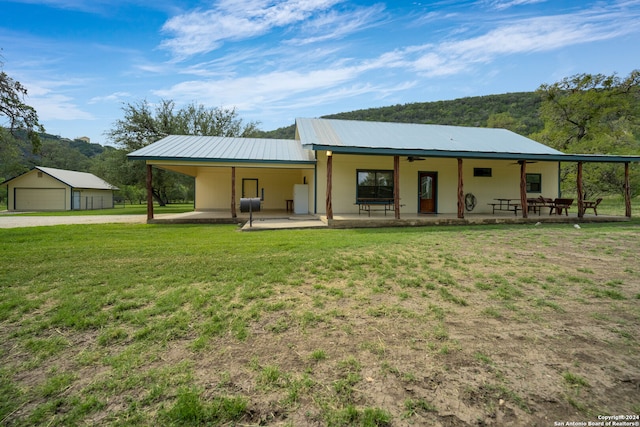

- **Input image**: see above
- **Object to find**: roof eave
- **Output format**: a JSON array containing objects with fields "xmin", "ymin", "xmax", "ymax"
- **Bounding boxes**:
[
  {"xmin": 304, "ymin": 145, "xmax": 640, "ymax": 163},
  {"xmin": 127, "ymin": 155, "xmax": 316, "ymax": 165}
]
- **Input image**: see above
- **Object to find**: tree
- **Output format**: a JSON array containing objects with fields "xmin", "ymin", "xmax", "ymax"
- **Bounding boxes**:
[
  {"xmin": 107, "ymin": 99, "xmax": 260, "ymax": 205},
  {"xmin": 0, "ymin": 57, "xmax": 45, "ymax": 154},
  {"xmin": 534, "ymin": 70, "xmax": 640, "ymax": 196},
  {"xmin": 536, "ymin": 70, "xmax": 640, "ymax": 150},
  {"xmin": 486, "ymin": 112, "xmax": 526, "ymax": 134}
]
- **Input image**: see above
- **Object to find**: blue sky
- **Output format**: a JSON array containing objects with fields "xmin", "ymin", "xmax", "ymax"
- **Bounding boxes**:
[{"xmin": 1, "ymin": 0, "xmax": 639, "ymax": 146}]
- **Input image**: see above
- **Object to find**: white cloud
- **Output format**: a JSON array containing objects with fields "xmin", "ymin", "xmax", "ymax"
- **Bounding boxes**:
[
  {"xmin": 31, "ymin": 93, "xmax": 94, "ymax": 121},
  {"xmin": 285, "ymin": 4, "xmax": 387, "ymax": 45},
  {"xmin": 406, "ymin": 5, "xmax": 640, "ymax": 77},
  {"xmin": 151, "ymin": 45, "xmax": 421, "ymax": 123},
  {"xmin": 15, "ymin": 78, "xmax": 94, "ymax": 121},
  {"xmin": 484, "ymin": 0, "xmax": 548, "ymax": 11},
  {"xmin": 153, "ymin": 66, "xmax": 359, "ymax": 109},
  {"xmin": 160, "ymin": 0, "xmax": 345, "ymax": 58},
  {"xmin": 88, "ymin": 92, "xmax": 132, "ymax": 104}
]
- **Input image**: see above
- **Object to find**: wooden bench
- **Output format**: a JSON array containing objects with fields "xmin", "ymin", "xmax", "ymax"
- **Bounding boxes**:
[
  {"xmin": 356, "ymin": 198, "xmax": 395, "ymax": 216},
  {"xmin": 550, "ymin": 198, "xmax": 574, "ymax": 216}
]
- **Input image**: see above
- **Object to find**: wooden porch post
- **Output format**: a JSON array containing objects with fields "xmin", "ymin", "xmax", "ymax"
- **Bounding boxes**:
[
  {"xmin": 519, "ymin": 161, "xmax": 528, "ymax": 219},
  {"xmin": 146, "ymin": 164, "xmax": 154, "ymax": 220},
  {"xmin": 394, "ymin": 155, "xmax": 400, "ymax": 219},
  {"xmin": 457, "ymin": 158, "xmax": 464, "ymax": 219},
  {"xmin": 624, "ymin": 162, "xmax": 632, "ymax": 218},
  {"xmin": 231, "ymin": 166, "xmax": 237, "ymax": 218},
  {"xmin": 326, "ymin": 152, "xmax": 333, "ymax": 220},
  {"xmin": 577, "ymin": 162, "xmax": 584, "ymax": 218}
]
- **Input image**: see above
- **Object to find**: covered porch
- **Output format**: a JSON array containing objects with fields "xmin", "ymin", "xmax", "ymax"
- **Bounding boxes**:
[
  {"xmin": 297, "ymin": 118, "xmax": 640, "ymax": 221},
  {"xmin": 319, "ymin": 152, "xmax": 637, "ymax": 222}
]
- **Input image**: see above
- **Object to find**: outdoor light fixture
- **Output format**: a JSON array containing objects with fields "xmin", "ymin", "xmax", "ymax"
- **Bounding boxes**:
[{"xmin": 326, "ymin": 150, "xmax": 332, "ymax": 157}]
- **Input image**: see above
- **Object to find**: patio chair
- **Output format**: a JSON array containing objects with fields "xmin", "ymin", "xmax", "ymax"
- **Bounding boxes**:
[
  {"xmin": 550, "ymin": 198, "xmax": 573, "ymax": 216},
  {"xmin": 583, "ymin": 198, "xmax": 603, "ymax": 216},
  {"xmin": 537, "ymin": 196, "xmax": 555, "ymax": 215}
]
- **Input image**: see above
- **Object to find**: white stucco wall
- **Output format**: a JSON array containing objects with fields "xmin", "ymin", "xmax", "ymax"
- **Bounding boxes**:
[
  {"xmin": 194, "ymin": 165, "xmax": 315, "ymax": 212},
  {"xmin": 314, "ymin": 151, "xmax": 560, "ymax": 215}
]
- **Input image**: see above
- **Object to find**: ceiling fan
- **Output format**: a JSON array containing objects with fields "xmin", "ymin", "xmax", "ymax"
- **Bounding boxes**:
[{"xmin": 509, "ymin": 160, "xmax": 538, "ymax": 165}]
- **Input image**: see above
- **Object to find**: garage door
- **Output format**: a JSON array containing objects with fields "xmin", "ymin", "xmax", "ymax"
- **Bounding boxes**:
[{"xmin": 15, "ymin": 188, "xmax": 66, "ymax": 211}]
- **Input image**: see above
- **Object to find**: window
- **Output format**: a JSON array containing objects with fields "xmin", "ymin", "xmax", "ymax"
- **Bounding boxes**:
[
  {"xmin": 357, "ymin": 170, "xmax": 394, "ymax": 199},
  {"xmin": 473, "ymin": 168, "xmax": 492, "ymax": 177},
  {"xmin": 526, "ymin": 173, "xmax": 542, "ymax": 193}
]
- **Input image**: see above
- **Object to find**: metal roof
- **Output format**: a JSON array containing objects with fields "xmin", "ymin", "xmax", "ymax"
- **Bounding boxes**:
[
  {"xmin": 125, "ymin": 121, "xmax": 640, "ymax": 165},
  {"xmin": 2, "ymin": 167, "xmax": 117, "ymax": 190},
  {"xmin": 296, "ymin": 118, "xmax": 640, "ymax": 163},
  {"xmin": 127, "ymin": 135, "xmax": 316, "ymax": 164}
]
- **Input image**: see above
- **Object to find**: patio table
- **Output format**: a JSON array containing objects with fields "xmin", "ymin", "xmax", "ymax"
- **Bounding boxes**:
[{"xmin": 488, "ymin": 198, "xmax": 520, "ymax": 216}]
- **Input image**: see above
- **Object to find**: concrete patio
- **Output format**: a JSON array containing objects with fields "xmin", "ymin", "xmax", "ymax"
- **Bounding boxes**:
[{"xmin": 147, "ymin": 209, "xmax": 630, "ymax": 230}]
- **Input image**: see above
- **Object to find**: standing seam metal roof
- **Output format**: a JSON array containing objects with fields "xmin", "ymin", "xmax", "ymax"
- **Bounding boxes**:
[
  {"xmin": 126, "ymin": 121, "xmax": 640, "ymax": 164},
  {"xmin": 296, "ymin": 118, "xmax": 563, "ymax": 155},
  {"xmin": 127, "ymin": 135, "xmax": 316, "ymax": 163},
  {"xmin": 39, "ymin": 167, "xmax": 117, "ymax": 190},
  {"xmin": 0, "ymin": 166, "xmax": 118, "ymax": 190}
]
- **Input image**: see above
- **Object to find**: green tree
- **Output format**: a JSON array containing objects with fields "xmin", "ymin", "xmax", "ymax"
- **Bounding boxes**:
[
  {"xmin": 486, "ymin": 112, "xmax": 526, "ymax": 134},
  {"xmin": 37, "ymin": 138, "xmax": 92, "ymax": 171},
  {"xmin": 0, "ymin": 58, "xmax": 45, "ymax": 154},
  {"xmin": 90, "ymin": 148, "xmax": 138, "ymax": 187},
  {"xmin": 0, "ymin": 128, "xmax": 28, "ymax": 179},
  {"xmin": 534, "ymin": 70, "xmax": 640, "ymax": 197},
  {"xmin": 107, "ymin": 99, "xmax": 260, "ymax": 205}
]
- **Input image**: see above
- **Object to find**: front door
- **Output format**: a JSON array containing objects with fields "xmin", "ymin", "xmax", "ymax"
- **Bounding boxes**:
[
  {"xmin": 73, "ymin": 191, "xmax": 81, "ymax": 210},
  {"xmin": 419, "ymin": 172, "xmax": 437, "ymax": 214}
]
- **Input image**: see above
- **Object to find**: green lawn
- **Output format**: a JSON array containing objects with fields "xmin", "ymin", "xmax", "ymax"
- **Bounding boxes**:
[
  {"xmin": 2, "ymin": 196, "xmax": 638, "ymax": 217},
  {"xmin": 2, "ymin": 203, "xmax": 194, "ymax": 216},
  {"xmin": 1, "ymin": 222, "xmax": 639, "ymax": 425}
]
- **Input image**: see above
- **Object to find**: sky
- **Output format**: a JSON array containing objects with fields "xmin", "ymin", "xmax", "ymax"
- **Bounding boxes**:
[{"xmin": 1, "ymin": 0, "xmax": 640, "ymax": 146}]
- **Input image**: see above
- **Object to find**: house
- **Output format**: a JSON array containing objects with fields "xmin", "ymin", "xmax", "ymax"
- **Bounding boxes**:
[
  {"xmin": 2, "ymin": 166, "xmax": 119, "ymax": 211},
  {"xmin": 128, "ymin": 118, "xmax": 640, "ymax": 222}
]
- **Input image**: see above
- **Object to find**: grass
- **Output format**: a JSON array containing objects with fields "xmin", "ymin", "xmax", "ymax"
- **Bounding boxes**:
[
  {"xmin": 2, "ymin": 202, "xmax": 194, "ymax": 216},
  {"xmin": 1, "ymin": 221, "xmax": 639, "ymax": 425},
  {"xmin": 563, "ymin": 371, "xmax": 590, "ymax": 389}
]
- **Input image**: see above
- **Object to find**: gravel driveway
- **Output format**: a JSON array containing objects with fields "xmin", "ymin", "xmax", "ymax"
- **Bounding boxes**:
[{"xmin": 0, "ymin": 214, "xmax": 148, "ymax": 228}]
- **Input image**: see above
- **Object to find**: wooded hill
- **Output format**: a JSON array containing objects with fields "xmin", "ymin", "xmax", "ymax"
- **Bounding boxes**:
[
  {"xmin": 257, "ymin": 92, "xmax": 544, "ymax": 139},
  {"xmin": 2, "ymin": 131, "xmax": 114, "ymax": 179},
  {"xmin": 4, "ymin": 92, "xmax": 545, "ymax": 178}
]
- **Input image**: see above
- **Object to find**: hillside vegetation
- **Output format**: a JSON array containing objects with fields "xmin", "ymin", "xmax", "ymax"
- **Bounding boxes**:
[
  {"xmin": 2, "ymin": 132, "xmax": 113, "ymax": 179},
  {"xmin": 256, "ymin": 92, "xmax": 544, "ymax": 139},
  {"xmin": 4, "ymin": 91, "xmax": 544, "ymax": 181}
]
